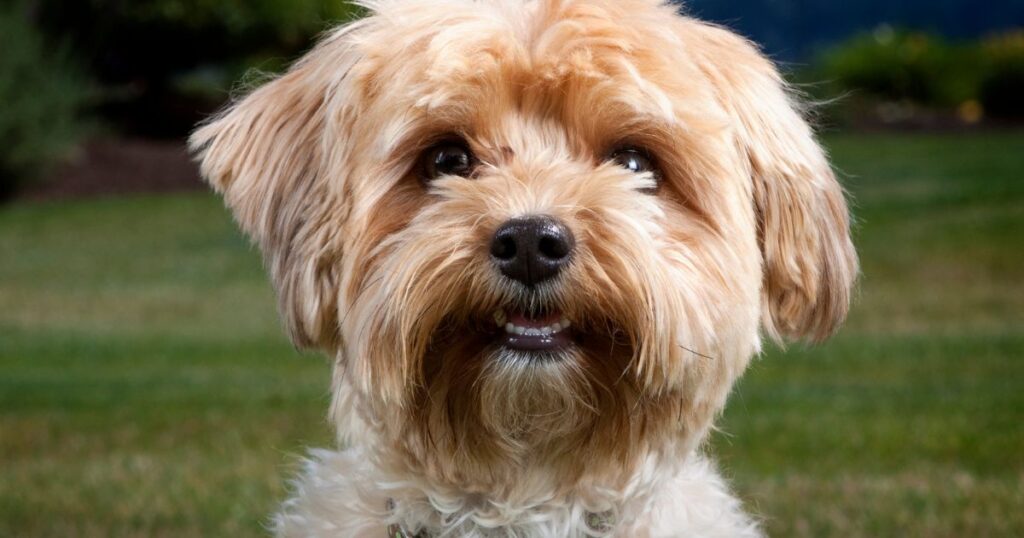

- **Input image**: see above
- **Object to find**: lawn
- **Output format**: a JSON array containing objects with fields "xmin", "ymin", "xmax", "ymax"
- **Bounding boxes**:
[{"xmin": 2, "ymin": 132, "xmax": 1022, "ymax": 537}]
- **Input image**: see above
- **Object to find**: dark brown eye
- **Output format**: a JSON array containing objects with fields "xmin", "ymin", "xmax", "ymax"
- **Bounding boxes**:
[
  {"xmin": 610, "ymin": 147, "xmax": 656, "ymax": 175},
  {"xmin": 421, "ymin": 140, "xmax": 475, "ymax": 180}
]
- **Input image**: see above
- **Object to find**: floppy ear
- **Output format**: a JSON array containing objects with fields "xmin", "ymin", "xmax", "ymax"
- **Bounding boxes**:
[
  {"xmin": 189, "ymin": 29, "xmax": 362, "ymax": 350},
  {"xmin": 689, "ymin": 22, "xmax": 858, "ymax": 342}
]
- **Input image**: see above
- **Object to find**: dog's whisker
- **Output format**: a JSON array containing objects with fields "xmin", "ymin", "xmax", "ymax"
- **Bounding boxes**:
[{"xmin": 676, "ymin": 344, "xmax": 718, "ymax": 362}]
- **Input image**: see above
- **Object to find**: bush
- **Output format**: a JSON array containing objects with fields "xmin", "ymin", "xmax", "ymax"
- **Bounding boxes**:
[
  {"xmin": 807, "ymin": 27, "xmax": 1024, "ymax": 124},
  {"xmin": 978, "ymin": 32, "xmax": 1024, "ymax": 119},
  {"xmin": 0, "ymin": 4, "xmax": 90, "ymax": 197},
  {"xmin": 33, "ymin": 0, "xmax": 362, "ymax": 137},
  {"xmin": 814, "ymin": 27, "xmax": 978, "ymax": 108}
]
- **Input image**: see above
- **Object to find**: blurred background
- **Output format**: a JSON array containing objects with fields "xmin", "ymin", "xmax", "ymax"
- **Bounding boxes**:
[{"xmin": 1, "ymin": 0, "xmax": 1022, "ymax": 536}]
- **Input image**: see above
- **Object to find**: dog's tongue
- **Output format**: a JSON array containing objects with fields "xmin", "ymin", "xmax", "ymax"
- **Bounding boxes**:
[{"xmin": 507, "ymin": 310, "xmax": 562, "ymax": 328}]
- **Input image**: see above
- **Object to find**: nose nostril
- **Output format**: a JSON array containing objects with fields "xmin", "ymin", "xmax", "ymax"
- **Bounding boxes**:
[
  {"xmin": 538, "ymin": 235, "xmax": 569, "ymax": 260},
  {"xmin": 491, "ymin": 234, "xmax": 517, "ymax": 260}
]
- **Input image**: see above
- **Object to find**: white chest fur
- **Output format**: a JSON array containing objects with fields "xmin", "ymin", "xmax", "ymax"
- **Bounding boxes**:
[{"xmin": 273, "ymin": 448, "xmax": 761, "ymax": 538}]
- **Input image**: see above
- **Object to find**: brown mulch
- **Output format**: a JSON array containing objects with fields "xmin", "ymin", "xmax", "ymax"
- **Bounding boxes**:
[{"xmin": 20, "ymin": 138, "xmax": 205, "ymax": 201}]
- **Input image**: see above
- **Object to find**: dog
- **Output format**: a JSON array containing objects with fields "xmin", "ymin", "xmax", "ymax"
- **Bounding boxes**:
[{"xmin": 190, "ymin": 0, "xmax": 857, "ymax": 535}]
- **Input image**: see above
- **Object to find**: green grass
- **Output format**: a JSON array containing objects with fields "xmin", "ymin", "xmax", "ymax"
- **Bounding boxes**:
[
  {"xmin": 2, "ymin": 132, "xmax": 1023, "ymax": 536},
  {"xmin": 0, "ymin": 196, "xmax": 332, "ymax": 537},
  {"xmin": 714, "ymin": 131, "xmax": 1024, "ymax": 537}
]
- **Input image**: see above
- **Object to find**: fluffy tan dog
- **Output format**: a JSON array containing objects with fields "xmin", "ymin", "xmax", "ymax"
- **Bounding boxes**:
[{"xmin": 191, "ymin": 0, "xmax": 857, "ymax": 535}]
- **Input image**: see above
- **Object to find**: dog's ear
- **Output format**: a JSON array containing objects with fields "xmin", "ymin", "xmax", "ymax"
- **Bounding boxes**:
[
  {"xmin": 688, "ymin": 22, "xmax": 858, "ymax": 342},
  {"xmin": 189, "ymin": 30, "xmax": 362, "ymax": 350}
]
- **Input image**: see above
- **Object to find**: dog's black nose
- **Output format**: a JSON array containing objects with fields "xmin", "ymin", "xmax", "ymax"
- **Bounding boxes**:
[{"xmin": 490, "ymin": 216, "xmax": 575, "ymax": 287}]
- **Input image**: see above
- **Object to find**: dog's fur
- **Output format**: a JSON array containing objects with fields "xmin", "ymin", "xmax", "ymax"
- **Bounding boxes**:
[{"xmin": 190, "ymin": 0, "xmax": 857, "ymax": 536}]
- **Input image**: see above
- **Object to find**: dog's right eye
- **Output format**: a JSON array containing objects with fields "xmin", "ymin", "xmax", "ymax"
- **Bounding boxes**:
[{"xmin": 421, "ymin": 141, "xmax": 476, "ymax": 181}]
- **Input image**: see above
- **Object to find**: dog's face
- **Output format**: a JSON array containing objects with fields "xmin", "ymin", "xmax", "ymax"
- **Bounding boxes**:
[{"xmin": 192, "ymin": 0, "xmax": 856, "ymax": 492}]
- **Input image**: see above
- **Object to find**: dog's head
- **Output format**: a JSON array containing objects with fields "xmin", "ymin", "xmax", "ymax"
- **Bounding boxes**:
[{"xmin": 191, "ymin": 0, "xmax": 856, "ymax": 492}]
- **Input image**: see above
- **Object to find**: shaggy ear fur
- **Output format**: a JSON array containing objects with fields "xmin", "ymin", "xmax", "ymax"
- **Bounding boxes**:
[
  {"xmin": 189, "ymin": 29, "xmax": 361, "ymax": 349},
  {"xmin": 686, "ymin": 21, "xmax": 858, "ymax": 342}
]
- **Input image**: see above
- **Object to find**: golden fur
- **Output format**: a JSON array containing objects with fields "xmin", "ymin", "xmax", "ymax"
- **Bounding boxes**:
[{"xmin": 191, "ymin": 0, "xmax": 857, "ymax": 535}]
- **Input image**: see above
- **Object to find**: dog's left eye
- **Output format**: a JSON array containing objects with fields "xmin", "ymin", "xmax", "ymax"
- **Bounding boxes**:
[
  {"xmin": 421, "ymin": 141, "xmax": 476, "ymax": 180},
  {"xmin": 610, "ymin": 147, "xmax": 656, "ymax": 176}
]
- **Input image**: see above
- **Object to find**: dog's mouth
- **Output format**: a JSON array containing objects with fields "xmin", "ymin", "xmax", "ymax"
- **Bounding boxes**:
[{"xmin": 491, "ymin": 308, "xmax": 574, "ymax": 352}]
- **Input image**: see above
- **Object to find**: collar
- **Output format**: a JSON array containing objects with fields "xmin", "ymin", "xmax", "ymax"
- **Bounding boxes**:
[
  {"xmin": 387, "ymin": 522, "xmax": 428, "ymax": 538},
  {"xmin": 385, "ymin": 499, "xmax": 614, "ymax": 537},
  {"xmin": 386, "ymin": 499, "xmax": 428, "ymax": 538}
]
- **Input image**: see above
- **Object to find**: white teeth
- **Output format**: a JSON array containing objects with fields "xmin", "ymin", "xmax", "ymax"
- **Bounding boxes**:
[
  {"xmin": 493, "ymin": 310, "xmax": 508, "ymax": 326},
  {"xmin": 501, "ymin": 317, "xmax": 572, "ymax": 337}
]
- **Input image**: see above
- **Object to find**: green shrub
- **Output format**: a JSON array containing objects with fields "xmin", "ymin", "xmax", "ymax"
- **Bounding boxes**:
[
  {"xmin": 33, "ymin": 1, "xmax": 361, "ymax": 137},
  {"xmin": 810, "ymin": 27, "xmax": 1024, "ymax": 123},
  {"xmin": 0, "ymin": 4, "xmax": 90, "ymax": 197},
  {"xmin": 978, "ymin": 32, "xmax": 1024, "ymax": 119},
  {"xmin": 112, "ymin": 0, "xmax": 360, "ymax": 42},
  {"xmin": 814, "ymin": 27, "xmax": 978, "ymax": 108}
]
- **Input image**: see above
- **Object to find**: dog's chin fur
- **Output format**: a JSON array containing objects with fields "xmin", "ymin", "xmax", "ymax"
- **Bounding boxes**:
[{"xmin": 190, "ymin": 0, "xmax": 857, "ymax": 535}]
